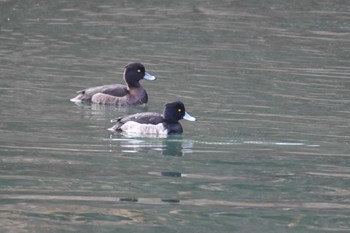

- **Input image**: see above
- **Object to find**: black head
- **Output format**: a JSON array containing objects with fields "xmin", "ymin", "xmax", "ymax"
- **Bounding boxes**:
[
  {"xmin": 163, "ymin": 101, "xmax": 196, "ymax": 123},
  {"xmin": 123, "ymin": 63, "xmax": 156, "ymax": 88}
]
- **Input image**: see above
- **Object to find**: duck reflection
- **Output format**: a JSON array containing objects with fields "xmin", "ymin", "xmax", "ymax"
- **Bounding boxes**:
[
  {"xmin": 109, "ymin": 134, "xmax": 193, "ymax": 156},
  {"xmin": 161, "ymin": 136, "xmax": 193, "ymax": 156}
]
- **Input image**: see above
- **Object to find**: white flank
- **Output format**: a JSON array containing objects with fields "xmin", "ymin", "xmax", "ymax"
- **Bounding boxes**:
[{"xmin": 120, "ymin": 121, "xmax": 168, "ymax": 135}]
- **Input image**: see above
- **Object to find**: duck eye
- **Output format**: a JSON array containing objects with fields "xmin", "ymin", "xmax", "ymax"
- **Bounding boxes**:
[
  {"xmin": 137, "ymin": 69, "xmax": 141, "ymax": 73},
  {"xmin": 178, "ymin": 109, "xmax": 182, "ymax": 112}
]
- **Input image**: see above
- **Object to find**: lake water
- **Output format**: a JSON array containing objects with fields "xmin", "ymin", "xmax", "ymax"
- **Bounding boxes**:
[{"xmin": 1, "ymin": 0, "xmax": 350, "ymax": 232}]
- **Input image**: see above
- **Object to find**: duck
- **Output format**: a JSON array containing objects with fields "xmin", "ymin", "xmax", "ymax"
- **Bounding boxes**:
[
  {"xmin": 108, "ymin": 101, "xmax": 196, "ymax": 135},
  {"xmin": 70, "ymin": 63, "xmax": 156, "ymax": 105}
]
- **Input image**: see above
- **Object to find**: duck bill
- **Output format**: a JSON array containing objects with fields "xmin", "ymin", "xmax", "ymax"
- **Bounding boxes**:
[
  {"xmin": 183, "ymin": 112, "xmax": 196, "ymax": 121},
  {"xmin": 143, "ymin": 72, "xmax": 156, "ymax": 81}
]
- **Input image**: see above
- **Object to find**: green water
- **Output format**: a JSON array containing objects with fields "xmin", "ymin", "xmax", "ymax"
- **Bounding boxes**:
[{"xmin": 1, "ymin": 0, "xmax": 350, "ymax": 232}]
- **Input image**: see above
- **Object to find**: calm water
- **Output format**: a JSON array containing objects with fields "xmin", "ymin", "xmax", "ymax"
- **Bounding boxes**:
[{"xmin": 1, "ymin": 0, "xmax": 350, "ymax": 232}]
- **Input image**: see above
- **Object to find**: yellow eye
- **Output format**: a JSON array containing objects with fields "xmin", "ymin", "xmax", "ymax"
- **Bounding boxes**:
[
  {"xmin": 137, "ymin": 69, "xmax": 141, "ymax": 73},
  {"xmin": 178, "ymin": 109, "xmax": 182, "ymax": 112}
]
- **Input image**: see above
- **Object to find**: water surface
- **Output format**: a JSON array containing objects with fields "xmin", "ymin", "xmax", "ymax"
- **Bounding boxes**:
[{"xmin": 1, "ymin": 0, "xmax": 350, "ymax": 232}]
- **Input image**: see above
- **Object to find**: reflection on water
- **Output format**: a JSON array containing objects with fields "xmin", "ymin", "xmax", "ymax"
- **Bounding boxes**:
[
  {"xmin": 3, "ymin": 193, "xmax": 350, "ymax": 209},
  {"xmin": 1, "ymin": 0, "xmax": 350, "ymax": 232},
  {"xmin": 108, "ymin": 134, "xmax": 320, "ymax": 156},
  {"xmin": 108, "ymin": 135, "xmax": 194, "ymax": 156}
]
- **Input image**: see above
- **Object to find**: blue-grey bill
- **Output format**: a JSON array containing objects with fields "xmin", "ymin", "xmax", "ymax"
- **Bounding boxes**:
[
  {"xmin": 183, "ymin": 112, "xmax": 196, "ymax": 121},
  {"xmin": 144, "ymin": 72, "xmax": 156, "ymax": 80}
]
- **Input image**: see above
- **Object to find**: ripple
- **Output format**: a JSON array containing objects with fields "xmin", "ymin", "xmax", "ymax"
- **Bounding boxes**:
[{"xmin": 1, "ymin": 194, "xmax": 349, "ymax": 210}]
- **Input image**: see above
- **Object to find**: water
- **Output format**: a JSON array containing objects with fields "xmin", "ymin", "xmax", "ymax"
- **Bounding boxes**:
[{"xmin": 1, "ymin": 0, "xmax": 350, "ymax": 232}]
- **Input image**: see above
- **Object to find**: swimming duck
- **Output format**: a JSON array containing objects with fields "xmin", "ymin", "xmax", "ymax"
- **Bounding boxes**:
[
  {"xmin": 108, "ymin": 101, "xmax": 196, "ymax": 135},
  {"xmin": 70, "ymin": 63, "xmax": 156, "ymax": 105}
]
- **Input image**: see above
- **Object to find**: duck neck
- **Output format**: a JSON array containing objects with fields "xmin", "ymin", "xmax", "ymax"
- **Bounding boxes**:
[
  {"xmin": 128, "ymin": 87, "xmax": 148, "ymax": 104},
  {"xmin": 127, "ymin": 81, "xmax": 141, "ymax": 88}
]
